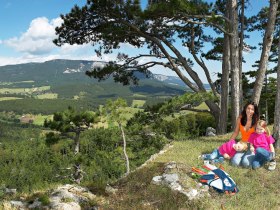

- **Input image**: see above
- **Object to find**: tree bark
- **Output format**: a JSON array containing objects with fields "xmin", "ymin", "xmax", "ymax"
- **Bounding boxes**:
[
  {"xmin": 74, "ymin": 132, "xmax": 80, "ymax": 154},
  {"xmin": 119, "ymin": 123, "xmax": 130, "ymax": 175},
  {"xmin": 273, "ymin": 30, "xmax": 280, "ymax": 148},
  {"xmin": 252, "ymin": 0, "xmax": 279, "ymax": 105},
  {"xmin": 238, "ymin": 0, "xmax": 245, "ymax": 111},
  {"xmin": 218, "ymin": 32, "xmax": 230, "ymax": 134},
  {"xmin": 229, "ymin": 0, "xmax": 240, "ymax": 130}
]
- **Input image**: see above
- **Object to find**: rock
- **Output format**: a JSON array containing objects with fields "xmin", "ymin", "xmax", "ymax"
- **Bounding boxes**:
[
  {"xmin": 162, "ymin": 173, "xmax": 179, "ymax": 184},
  {"xmin": 206, "ymin": 127, "xmax": 216, "ymax": 136},
  {"xmin": 8, "ymin": 184, "xmax": 96, "ymax": 210},
  {"xmin": 105, "ymin": 184, "xmax": 118, "ymax": 195},
  {"xmin": 151, "ymin": 162, "xmax": 210, "ymax": 200},
  {"xmin": 169, "ymin": 182, "xmax": 183, "ymax": 191},
  {"xmin": 183, "ymin": 189, "xmax": 198, "ymax": 200},
  {"xmin": 51, "ymin": 202, "xmax": 81, "ymax": 210},
  {"xmin": 5, "ymin": 188, "xmax": 17, "ymax": 195},
  {"xmin": 164, "ymin": 161, "xmax": 177, "ymax": 170},
  {"xmin": 151, "ymin": 176, "xmax": 162, "ymax": 185},
  {"xmin": 10, "ymin": 200, "xmax": 27, "ymax": 208},
  {"xmin": 28, "ymin": 198, "xmax": 42, "ymax": 209}
]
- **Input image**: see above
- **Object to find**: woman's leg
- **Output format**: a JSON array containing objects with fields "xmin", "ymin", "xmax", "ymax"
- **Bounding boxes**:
[
  {"xmin": 231, "ymin": 152, "xmax": 244, "ymax": 166},
  {"xmin": 241, "ymin": 152, "xmax": 255, "ymax": 168}
]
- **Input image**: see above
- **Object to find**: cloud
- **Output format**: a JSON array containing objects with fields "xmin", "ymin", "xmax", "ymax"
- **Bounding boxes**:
[
  {"xmin": 0, "ymin": 16, "xmax": 148, "ymax": 68},
  {"xmin": 3, "ymin": 17, "xmax": 62, "ymax": 55}
]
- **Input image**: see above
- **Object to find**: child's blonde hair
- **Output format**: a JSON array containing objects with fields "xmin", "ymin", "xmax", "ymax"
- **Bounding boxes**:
[
  {"xmin": 239, "ymin": 142, "xmax": 248, "ymax": 151},
  {"xmin": 256, "ymin": 120, "xmax": 270, "ymax": 136}
]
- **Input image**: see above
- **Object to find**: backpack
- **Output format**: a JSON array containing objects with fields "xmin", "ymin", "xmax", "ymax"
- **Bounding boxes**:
[{"xmin": 192, "ymin": 164, "xmax": 238, "ymax": 194}]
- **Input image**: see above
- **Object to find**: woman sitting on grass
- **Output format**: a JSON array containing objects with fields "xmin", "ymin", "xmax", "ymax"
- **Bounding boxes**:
[
  {"xmin": 230, "ymin": 101, "xmax": 259, "ymax": 167},
  {"xmin": 248, "ymin": 120, "xmax": 276, "ymax": 170},
  {"xmin": 199, "ymin": 139, "xmax": 248, "ymax": 164}
]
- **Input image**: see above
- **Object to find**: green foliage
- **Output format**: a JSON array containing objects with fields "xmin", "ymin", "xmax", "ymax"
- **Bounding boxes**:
[
  {"xmin": 158, "ymin": 92, "xmax": 217, "ymax": 115},
  {"xmin": 45, "ymin": 132, "xmax": 60, "ymax": 145},
  {"xmin": 157, "ymin": 112, "xmax": 215, "ymax": 140},
  {"xmin": 0, "ymin": 98, "xmax": 89, "ymax": 115},
  {"xmin": 102, "ymin": 98, "xmax": 129, "ymax": 126},
  {"xmin": 38, "ymin": 194, "xmax": 51, "ymax": 205},
  {"xmin": 44, "ymin": 107, "xmax": 97, "ymax": 133},
  {"xmin": 0, "ymin": 59, "xmax": 186, "ymax": 117},
  {"xmin": 0, "ymin": 138, "xmax": 62, "ymax": 192},
  {"xmin": 0, "ymin": 120, "xmax": 167, "ymax": 193}
]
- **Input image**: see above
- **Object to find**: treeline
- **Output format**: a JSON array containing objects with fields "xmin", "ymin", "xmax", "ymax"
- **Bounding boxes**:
[
  {"xmin": 0, "ymin": 122, "xmax": 167, "ymax": 193},
  {"xmin": 0, "ymin": 94, "xmax": 215, "ymax": 194},
  {"xmin": 0, "ymin": 97, "xmax": 170, "ymax": 115},
  {"xmin": 0, "ymin": 99, "xmax": 95, "ymax": 115}
]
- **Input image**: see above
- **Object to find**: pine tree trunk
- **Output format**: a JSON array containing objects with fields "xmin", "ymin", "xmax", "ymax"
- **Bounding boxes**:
[
  {"xmin": 119, "ymin": 123, "xmax": 130, "ymax": 175},
  {"xmin": 203, "ymin": 100, "xmax": 220, "ymax": 134},
  {"xmin": 74, "ymin": 132, "xmax": 80, "ymax": 154},
  {"xmin": 273, "ymin": 30, "xmax": 280, "ymax": 148},
  {"xmin": 218, "ymin": 32, "xmax": 230, "ymax": 135},
  {"xmin": 229, "ymin": 0, "xmax": 240, "ymax": 130},
  {"xmin": 252, "ymin": 0, "xmax": 279, "ymax": 105},
  {"xmin": 239, "ymin": 0, "xmax": 245, "ymax": 110}
]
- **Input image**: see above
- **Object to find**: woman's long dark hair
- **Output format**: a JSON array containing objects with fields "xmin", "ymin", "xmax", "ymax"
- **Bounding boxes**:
[{"xmin": 240, "ymin": 101, "xmax": 259, "ymax": 127}]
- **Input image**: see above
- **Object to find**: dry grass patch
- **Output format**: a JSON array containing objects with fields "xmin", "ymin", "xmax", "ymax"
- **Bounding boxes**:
[{"xmin": 98, "ymin": 134, "xmax": 280, "ymax": 210}]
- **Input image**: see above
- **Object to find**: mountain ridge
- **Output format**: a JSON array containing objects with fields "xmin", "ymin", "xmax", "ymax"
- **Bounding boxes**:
[
  {"xmin": 0, "ymin": 59, "xmax": 190, "ymax": 113},
  {"xmin": 0, "ymin": 59, "xmax": 186, "ymax": 87}
]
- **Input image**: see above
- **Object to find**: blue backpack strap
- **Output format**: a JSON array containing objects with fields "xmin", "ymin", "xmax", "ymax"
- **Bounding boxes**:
[
  {"xmin": 211, "ymin": 169, "xmax": 237, "ymax": 192},
  {"xmin": 199, "ymin": 173, "xmax": 216, "ymax": 183}
]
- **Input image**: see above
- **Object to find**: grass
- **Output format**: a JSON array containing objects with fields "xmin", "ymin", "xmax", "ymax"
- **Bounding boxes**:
[
  {"xmin": 0, "ymin": 81, "xmax": 34, "ymax": 86},
  {"xmin": 36, "ymin": 93, "xmax": 58, "ymax": 99},
  {"xmin": 164, "ymin": 102, "xmax": 209, "ymax": 121},
  {"xmin": 0, "ymin": 97, "xmax": 22, "ymax": 101},
  {"xmin": 132, "ymin": 94, "xmax": 147, "ymax": 98},
  {"xmin": 0, "ymin": 86, "xmax": 50, "ymax": 94},
  {"xmin": 196, "ymin": 102, "xmax": 209, "ymax": 110},
  {"xmin": 94, "ymin": 133, "xmax": 280, "ymax": 210},
  {"xmin": 33, "ymin": 114, "xmax": 53, "ymax": 126},
  {"xmin": 131, "ymin": 100, "xmax": 146, "ymax": 108}
]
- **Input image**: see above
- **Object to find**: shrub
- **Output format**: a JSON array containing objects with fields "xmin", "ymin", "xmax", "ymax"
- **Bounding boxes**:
[{"xmin": 157, "ymin": 112, "xmax": 215, "ymax": 140}]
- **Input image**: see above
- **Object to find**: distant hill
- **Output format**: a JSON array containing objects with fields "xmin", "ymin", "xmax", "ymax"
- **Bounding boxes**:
[
  {"xmin": 0, "ymin": 59, "xmax": 193, "ymax": 113},
  {"xmin": 0, "ymin": 59, "xmax": 189, "ymax": 88}
]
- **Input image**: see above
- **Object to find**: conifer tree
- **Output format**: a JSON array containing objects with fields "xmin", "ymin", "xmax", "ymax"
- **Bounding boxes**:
[
  {"xmin": 102, "ymin": 98, "xmax": 131, "ymax": 175},
  {"xmin": 44, "ymin": 107, "xmax": 97, "ymax": 154}
]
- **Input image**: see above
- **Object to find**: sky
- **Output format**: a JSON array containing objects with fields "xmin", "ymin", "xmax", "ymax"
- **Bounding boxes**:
[{"xmin": 0, "ymin": 0, "xmax": 270, "ymax": 83}]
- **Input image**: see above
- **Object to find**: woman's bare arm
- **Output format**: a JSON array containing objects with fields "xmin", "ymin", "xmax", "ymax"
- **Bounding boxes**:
[{"xmin": 229, "ymin": 116, "xmax": 241, "ymax": 140}]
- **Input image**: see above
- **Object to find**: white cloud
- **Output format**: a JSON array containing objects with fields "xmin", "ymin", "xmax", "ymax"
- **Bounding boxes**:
[
  {"xmin": 60, "ymin": 43, "xmax": 90, "ymax": 55},
  {"xmin": 0, "ymin": 16, "xmax": 161, "ymax": 74},
  {"xmin": 3, "ymin": 17, "xmax": 61, "ymax": 55}
]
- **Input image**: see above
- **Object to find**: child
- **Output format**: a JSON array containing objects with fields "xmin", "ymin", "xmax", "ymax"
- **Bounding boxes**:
[
  {"xmin": 248, "ymin": 120, "xmax": 276, "ymax": 170},
  {"xmin": 200, "ymin": 139, "xmax": 248, "ymax": 163}
]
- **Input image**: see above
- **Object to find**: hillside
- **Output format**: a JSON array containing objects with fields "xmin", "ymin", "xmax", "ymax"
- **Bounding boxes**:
[
  {"xmin": 0, "ymin": 59, "xmax": 189, "ymax": 114},
  {"xmin": 92, "ymin": 134, "xmax": 280, "ymax": 210},
  {"xmin": 2, "ymin": 133, "xmax": 279, "ymax": 209}
]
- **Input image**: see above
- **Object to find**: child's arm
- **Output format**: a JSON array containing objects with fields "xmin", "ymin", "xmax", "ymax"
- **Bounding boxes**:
[
  {"xmin": 268, "ymin": 135, "xmax": 275, "ymax": 157},
  {"xmin": 223, "ymin": 153, "xmax": 230, "ymax": 159},
  {"xmin": 269, "ymin": 144, "xmax": 275, "ymax": 154},
  {"xmin": 250, "ymin": 144, "xmax": 255, "ymax": 153}
]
